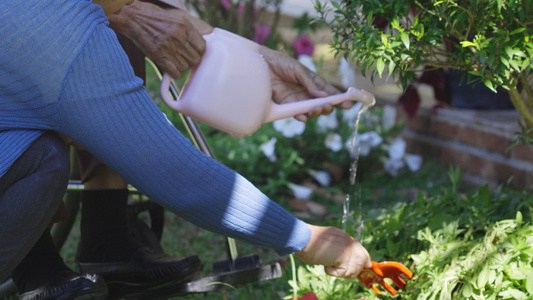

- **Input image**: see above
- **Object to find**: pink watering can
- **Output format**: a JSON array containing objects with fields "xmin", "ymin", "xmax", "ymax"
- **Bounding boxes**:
[{"xmin": 160, "ymin": 28, "xmax": 375, "ymax": 138}]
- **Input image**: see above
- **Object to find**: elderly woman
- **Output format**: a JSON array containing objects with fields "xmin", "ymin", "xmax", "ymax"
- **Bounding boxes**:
[{"xmin": 0, "ymin": 0, "xmax": 371, "ymax": 298}]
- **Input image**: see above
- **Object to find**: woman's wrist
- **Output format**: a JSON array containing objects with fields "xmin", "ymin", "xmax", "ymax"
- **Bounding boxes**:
[
  {"xmin": 93, "ymin": 0, "xmax": 134, "ymax": 16},
  {"xmin": 107, "ymin": 0, "xmax": 148, "ymax": 38}
]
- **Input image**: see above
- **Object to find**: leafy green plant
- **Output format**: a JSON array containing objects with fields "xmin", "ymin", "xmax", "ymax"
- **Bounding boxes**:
[
  {"xmin": 316, "ymin": 0, "xmax": 533, "ymax": 138},
  {"xmin": 289, "ymin": 167, "xmax": 533, "ymax": 299},
  {"xmin": 411, "ymin": 213, "xmax": 533, "ymax": 299}
]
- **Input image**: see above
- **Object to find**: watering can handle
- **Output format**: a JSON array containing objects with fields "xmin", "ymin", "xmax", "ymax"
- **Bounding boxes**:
[{"xmin": 160, "ymin": 73, "xmax": 177, "ymax": 108}]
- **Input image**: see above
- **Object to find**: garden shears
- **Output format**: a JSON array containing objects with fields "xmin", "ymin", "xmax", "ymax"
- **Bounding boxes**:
[{"xmin": 357, "ymin": 261, "xmax": 414, "ymax": 295}]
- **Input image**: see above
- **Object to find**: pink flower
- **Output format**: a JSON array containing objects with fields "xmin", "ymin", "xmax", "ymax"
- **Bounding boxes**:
[
  {"xmin": 253, "ymin": 23, "xmax": 270, "ymax": 44},
  {"xmin": 220, "ymin": 0, "xmax": 231, "ymax": 9},
  {"xmin": 292, "ymin": 34, "xmax": 314, "ymax": 57}
]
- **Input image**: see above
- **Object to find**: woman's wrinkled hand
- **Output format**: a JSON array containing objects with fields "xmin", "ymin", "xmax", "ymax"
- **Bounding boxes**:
[
  {"xmin": 258, "ymin": 46, "xmax": 353, "ymax": 122},
  {"xmin": 295, "ymin": 224, "xmax": 372, "ymax": 279},
  {"xmin": 108, "ymin": 1, "xmax": 205, "ymax": 79}
]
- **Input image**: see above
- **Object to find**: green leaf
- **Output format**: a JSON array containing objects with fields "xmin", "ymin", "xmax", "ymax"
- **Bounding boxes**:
[
  {"xmin": 462, "ymin": 281, "xmax": 473, "ymax": 297},
  {"xmin": 390, "ymin": 18, "xmax": 400, "ymax": 30},
  {"xmin": 483, "ymin": 79, "xmax": 496, "ymax": 92},
  {"xmin": 461, "ymin": 41, "xmax": 476, "ymax": 47},
  {"xmin": 496, "ymin": 0, "xmax": 503, "ymax": 10},
  {"xmin": 510, "ymin": 28, "xmax": 526, "ymax": 35},
  {"xmin": 331, "ymin": 1, "xmax": 341, "ymax": 10},
  {"xmin": 478, "ymin": 265, "xmax": 489, "ymax": 288},
  {"xmin": 376, "ymin": 57, "xmax": 385, "ymax": 78},
  {"xmin": 516, "ymin": 211, "xmax": 523, "ymax": 226},
  {"xmin": 526, "ymin": 271, "xmax": 533, "ymax": 295},
  {"xmin": 488, "ymin": 269, "xmax": 497, "ymax": 285},
  {"xmin": 507, "ymin": 268, "xmax": 528, "ymax": 280},
  {"xmin": 401, "ymin": 32, "xmax": 410, "ymax": 49},
  {"xmin": 499, "ymin": 288, "xmax": 528, "ymax": 300},
  {"xmin": 388, "ymin": 60, "xmax": 396, "ymax": 75}
]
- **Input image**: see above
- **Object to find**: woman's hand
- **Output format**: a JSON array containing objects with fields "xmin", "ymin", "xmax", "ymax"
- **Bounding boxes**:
[
  {"xmin": 108, "ymin": 1, "xmax": 206, "ymax": 79},
  {"xmin": 295, "ymin": 224, "xmax": 372, "ymax": 278},
  {"xmin": 258, "ymin": 46, "xmax": 353, "ymax": 122}
]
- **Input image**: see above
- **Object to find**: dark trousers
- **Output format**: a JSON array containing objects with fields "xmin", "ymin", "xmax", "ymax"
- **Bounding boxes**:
[{"xmin": 0, "ymin": 131, "xmax": 70, "ymax": 279}]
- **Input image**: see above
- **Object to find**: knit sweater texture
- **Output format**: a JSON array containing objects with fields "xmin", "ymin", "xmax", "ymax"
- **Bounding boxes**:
[{"xmin": 0, "ymin": 0, "xmax": 310, "ymax": 255}]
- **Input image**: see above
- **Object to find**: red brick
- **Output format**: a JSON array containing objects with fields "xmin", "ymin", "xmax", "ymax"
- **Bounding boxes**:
[
  {"xmin": 512, "ymin": 142, "xmax": 533, "ymax": 162},
  {"xmin": 423, "ymin": 143, "xmax": 442, "ymax": 161},
  {"xmin": 402, "ymin": 135, "xmax": 441, "ymax": 161},
  {"xmin": 484, "ymin": 131, "xmax": 512, "ymax": 157},
  {"xmin": 406, "ymin": 113, "xmax": 431, "ymax": 134},
  {"xmin": 420, "ymin": 141, "xmax": 441, "ymax": 160},
  {"xmin": 468, "ymin": 154, "xmax": 496, "ymax": 181},
  {"xmin": 492, "ymin": 161, "xmax": 525, "ymax": 189},
  {"xmin": 433, "ymin": 119, "xmax": 459, "ymax": 141},
  {"xmin": 524, "ymin": 171, "xmax": 533, "ymax": 190},
  {"xmin": 457, "ymin": 126, "xmax": 485, "ymax": 148},
  {"xmin": 441, "ymin": 145, "xmax": 469, "ymax": 169},
  {"xmin": 402, "ymin": 134, "xmax": 417, "ymax": 152}
]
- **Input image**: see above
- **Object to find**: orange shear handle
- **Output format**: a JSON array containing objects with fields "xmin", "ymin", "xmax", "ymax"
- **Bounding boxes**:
[{"xmin": 357, "ymin": 261, "xmax": 414, "ymax": 296}]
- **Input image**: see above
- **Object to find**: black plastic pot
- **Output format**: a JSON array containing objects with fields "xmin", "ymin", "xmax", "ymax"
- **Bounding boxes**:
[{"xmin": 448, "ymin": 70, "xmax": 515, "ymax": 110}]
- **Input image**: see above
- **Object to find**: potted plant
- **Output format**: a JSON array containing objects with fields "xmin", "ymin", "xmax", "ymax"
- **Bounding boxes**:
[{"xmin": 315, "ymin": 0, "xmax": 533, "ymax": 139}]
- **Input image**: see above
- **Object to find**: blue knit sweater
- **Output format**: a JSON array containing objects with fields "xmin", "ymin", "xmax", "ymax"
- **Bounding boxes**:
[{"xmin": 0, "ymin": 0, "xmax": 310, "ymax": 255}]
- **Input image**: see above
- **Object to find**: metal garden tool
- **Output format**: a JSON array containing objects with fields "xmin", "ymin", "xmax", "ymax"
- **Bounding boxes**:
[{"xmin": 357, "ymin": 261, "xmax": 414, "ymax": 296}]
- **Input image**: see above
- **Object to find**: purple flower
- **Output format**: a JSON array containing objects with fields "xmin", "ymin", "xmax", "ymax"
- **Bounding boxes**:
[
  {"xmin": 238, "ymin": 3, "xmax": 245, "ymax": 14},
  {"xmin": 220, "ymin": 0, "xmax": 231, "ymax": 9},
  {"xmin": 292, "ymin": 34, "xmax": 314, "ymax": 57},
  {"xmin": 253, "ymin": 23, "xmax": 270, "ymax": 44}
]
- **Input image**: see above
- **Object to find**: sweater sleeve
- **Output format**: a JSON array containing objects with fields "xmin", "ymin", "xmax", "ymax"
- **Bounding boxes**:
[{"xmin": 56, "ymin": 23, "xmax": 311, "ymax": 256}]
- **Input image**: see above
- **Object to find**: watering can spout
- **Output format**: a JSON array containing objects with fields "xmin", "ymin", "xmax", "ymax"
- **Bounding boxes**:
[{"xmin": 265, "ymin": 87, "xmax": 376, "ymax": 123}]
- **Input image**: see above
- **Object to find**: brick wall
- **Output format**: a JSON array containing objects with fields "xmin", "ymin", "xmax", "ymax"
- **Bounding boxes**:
[{"xmin": 401, "ymin": 107, "xmax": 533, "ymax": 190}]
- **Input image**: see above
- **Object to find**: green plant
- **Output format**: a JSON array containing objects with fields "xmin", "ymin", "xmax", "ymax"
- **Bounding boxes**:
[
  {"xmin": 288, "ymin": 168, "xmax": 533, "ymax": 299},
  {"xmin": 316, "ymin": 0, "xmax": 533, "ymax": 138}
]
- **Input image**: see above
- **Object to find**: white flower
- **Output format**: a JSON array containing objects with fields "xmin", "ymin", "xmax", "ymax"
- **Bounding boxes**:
[
  {"xmin": 259, "ymin": 137, "xmax": 277, "ymax": 162},
  {"xmin": 384, "ymin": 157, "xmax": 405, "ymax": 176},
  {"xmin": 362, "ymin": 131, "xmax": 383, "ymax": 147},
  {"xmin": 316, "ymin": 110, "xmax": 339, "ymax": 133},
  {"xmin": 383, "ymin": 138, "xmax": 423, "ymax": 175},
  {"xmin": 345, "ymin": 131, "xmax": 383, "ymax": 157},
  {"xmin": 297, "ymin": 55, "xmax": 317, "ymax": 72},
  {"xmin": 273, "ymin": 117, "xmax": 306, "ymax": 138},
  {"xmin": 382, "ymin": 105, "xmax": 397, "ymax": 130},
  {"xmin": 308, "ymin": 170, "xmax": 331, "ymax": 186},
  {"xmin": 405, "ymin": 154, "xmax": 423, "ymax": 172},
  {"xmin": 287, "ymin": 183, "xmax": 313, "ymax": 199},
  {"xmin": 338, "ymin": 57, "xmax": 357, "ymax": 89},
  {"xmin": 342, "ymin": 102, "xmax": 362, "ymax": 128},
  {"xmin": 325, "ymin": 133, "xmax": 343, "ymax": 152},
  {"xmin": 388, "ymin": 137, "xmax": 406, "ymax": 161}
]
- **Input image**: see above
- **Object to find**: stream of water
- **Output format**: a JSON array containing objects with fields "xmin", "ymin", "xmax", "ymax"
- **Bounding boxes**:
[{"xmin": 341, "ymin": 103, "xmax": 372, "ymax": 242}]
